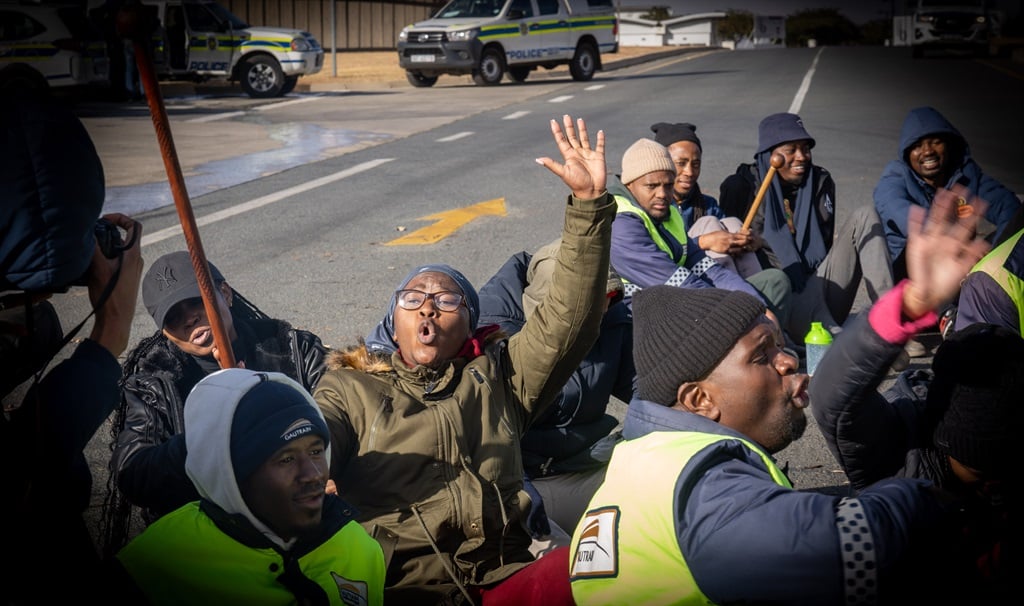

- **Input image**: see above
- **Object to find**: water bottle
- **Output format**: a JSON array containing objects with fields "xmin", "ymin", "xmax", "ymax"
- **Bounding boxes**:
[{"xmin": 804, "ymin": 322, "xmax": 833, "ymax": 377}]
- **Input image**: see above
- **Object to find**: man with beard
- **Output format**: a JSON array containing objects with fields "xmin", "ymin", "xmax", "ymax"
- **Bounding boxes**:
[
  {"xmin": 720, "ymin": 113, "xmax": 895, "ymax": 347},
  {"xmin": 568, "ymin": 284, "xmax": 956, "ymax": 605}
]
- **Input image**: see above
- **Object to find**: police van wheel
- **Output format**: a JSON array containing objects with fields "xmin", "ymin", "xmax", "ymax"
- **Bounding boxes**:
[
  {"xmin": 507, "ymin": 67, "xmax": 530, "ymax": 83},
  {"xmin": 406, "ymin": 71, "xmax": 438, "ymax": 87},
  {"xmin": 280, "ymin": 76, "xmax": 299, "ymax": 95},
  {"xmin": 472, "ymin": 48, "xmax": 505, "ymax": 86},
  {"xmin": 240, "ymin": 55, "xmax": 285, "ymax": 98},
  {"xmin": 569, "ymin": 42, "xmax": 597, "ymax": 81}
]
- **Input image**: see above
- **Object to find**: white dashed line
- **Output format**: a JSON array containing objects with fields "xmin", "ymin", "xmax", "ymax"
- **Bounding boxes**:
[
  {"xmin": 503, "ymin": 111, "xmax": 531, "ymax": 120},
  {"xmin": 186, "ymin": 111, "xmax": 246, "ymax": 123},
  {"xmin": 584, "ymin": 84, "xmax": 605, "ymax": 91},
  {"xmin": 548, "ymin": 95, "xmax": 574, "ymax": 103},
  {"xmin": 254, "ymin": 95, "xmax": 324, "ymax": 111},
  {"xmin": 437, "ymin": 131, "xmax": 474, "ymax": 142}
]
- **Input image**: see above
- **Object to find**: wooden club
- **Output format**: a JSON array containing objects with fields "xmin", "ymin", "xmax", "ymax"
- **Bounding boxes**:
[{"xmin": 741, "ymin": 153, "xmax": 786, "ymax": 232}]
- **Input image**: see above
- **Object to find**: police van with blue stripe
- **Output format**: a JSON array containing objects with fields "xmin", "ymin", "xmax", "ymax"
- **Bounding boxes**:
[
  {"xmin": 398, "ymin": 0, "xmax": 617, "ymax": 87},
  {"xmin": 141, "ymin": 0, "xmax": 322, "ymax": 98}
]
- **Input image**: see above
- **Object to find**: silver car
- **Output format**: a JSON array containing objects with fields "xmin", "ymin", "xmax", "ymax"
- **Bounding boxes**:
[{"xmin": 0, "ymin": 2, "xmax": 108, "ymax": 90}]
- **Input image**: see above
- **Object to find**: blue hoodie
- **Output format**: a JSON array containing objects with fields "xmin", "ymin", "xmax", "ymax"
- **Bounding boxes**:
[{"xmin": 874, "ymin": 106, "xmax": 1021, "ymax": 260}]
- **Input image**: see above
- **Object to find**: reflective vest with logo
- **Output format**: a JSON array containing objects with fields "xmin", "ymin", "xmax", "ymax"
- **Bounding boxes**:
[
  {"xmin": 614, "ymin": 195, "xmax": 689, "ymax": 291},
  {"xmin": 569, "ymin": 431, "xmax": 791, "ymax": 606},
  {"xmin": 969, "ymin": 228, "xmax": 1024, "ymax": 336},
  {"xmin": 117, "ymin": 502, "xmax": 384, "ymax": 606}
]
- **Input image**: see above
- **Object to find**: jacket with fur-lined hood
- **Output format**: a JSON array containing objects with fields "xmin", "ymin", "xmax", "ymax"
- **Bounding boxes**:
[{"xmin": 314, "ymin": 192, "xmax": 616, "ymax": 604}]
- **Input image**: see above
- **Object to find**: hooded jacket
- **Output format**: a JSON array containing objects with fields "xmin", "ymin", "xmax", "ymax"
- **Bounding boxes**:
[
  {"xmin": 313, "ymin": 193, "xmax": 615, "ymax": 603},
  {"xmin": 874, "ymin": 106, "xmax": 1021, "ymax": 260},
  {"xmin": 116, "ymin": 369, "xmax": 385, "ymax": 606}
]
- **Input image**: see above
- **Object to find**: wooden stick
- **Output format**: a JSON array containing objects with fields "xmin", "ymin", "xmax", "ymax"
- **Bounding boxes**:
[
  {"xmin": 741, "ymin": 153, "xmax": 785, "ymax": 232},
  {"xmin": 118, "ymin": 6, "xmax": 236, "ymax": 368}
]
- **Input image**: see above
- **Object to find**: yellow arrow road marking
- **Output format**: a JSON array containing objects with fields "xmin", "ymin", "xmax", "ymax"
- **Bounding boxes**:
[{"xmin": 386, "ymin": 198, "xmax": 507, "ymax": 246}]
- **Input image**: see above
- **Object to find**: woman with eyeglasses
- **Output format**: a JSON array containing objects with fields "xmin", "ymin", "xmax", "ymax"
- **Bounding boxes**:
[{"xmin": 313, "ymin": 115, "xmax": 615, "ymax": 606}]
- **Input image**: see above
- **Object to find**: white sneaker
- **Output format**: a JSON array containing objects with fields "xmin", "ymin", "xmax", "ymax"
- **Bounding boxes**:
[{"xmin": 904, "ymin": 338, "xmax": 928, "ymax": 358}]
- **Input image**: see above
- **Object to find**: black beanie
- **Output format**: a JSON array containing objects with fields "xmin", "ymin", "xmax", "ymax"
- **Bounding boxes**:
[
  {"xmin": 930, "ymin": 323, "xmax": 1024, "ymax": 475},
  {"xmin": 633, "ymin": 286, "xmax": 765, "ymax": 406},
  {"xmin": 650, "ymin": 122, "xmax": 702, "ymax": 151},
  {"xmin": 230, "ymin": 379, "xmax": 330, "ymax": 482}
]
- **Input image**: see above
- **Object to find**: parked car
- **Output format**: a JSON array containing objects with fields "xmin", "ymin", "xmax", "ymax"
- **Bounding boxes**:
[
  {"xmin": 0, "ymin": 1, "xmax": 108, "ymax": 91},
  {"xmin": 138, "ymin": 0, "xmax": 323, "ymax": 98}
]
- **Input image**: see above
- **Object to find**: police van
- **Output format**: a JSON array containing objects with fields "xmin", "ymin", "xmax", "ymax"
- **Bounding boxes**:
[
  {"xmin": 140, "ymin": 0, "xmax": 323, "ymax": 97},
  {"xmin": 397, "ymin": 0, "xmax": 618, "ymax": 87}
]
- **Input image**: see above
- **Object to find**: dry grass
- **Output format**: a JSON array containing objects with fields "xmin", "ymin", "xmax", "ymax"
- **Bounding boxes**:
[{"xmin": 300, "ymin": 46, "xmax": 672, "ymax": 84}]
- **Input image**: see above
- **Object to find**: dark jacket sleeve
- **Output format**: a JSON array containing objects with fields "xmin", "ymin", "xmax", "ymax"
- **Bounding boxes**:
[
  {"xmin": 809, "ymin": 310, "xmax": 927, "ymax": 490},
  {"xmin": 873, "ymin": 160, "xmax": 917, "ymax": 260},
  {"xmin": 718, "ymin": 165, "xmax": 756, "ymax": 220},
  {"xmin": 953, "ymin": 271, "xmax": 1020, "ymax": 334}
]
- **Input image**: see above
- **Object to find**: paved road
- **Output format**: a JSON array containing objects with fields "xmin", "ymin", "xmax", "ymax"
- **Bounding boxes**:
[{"xmin": 41, "ymin": 45, "xmax": 1024, "ymax": 547}]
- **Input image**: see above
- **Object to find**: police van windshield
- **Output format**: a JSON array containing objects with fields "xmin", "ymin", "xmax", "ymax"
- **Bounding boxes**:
[
  {"xmin": 435, "ymin": 0, "xmax": 507, "ymax": 19},
  {"xmin": 185, "ymin": 1, "xmax": 249, "ymax": 31}
]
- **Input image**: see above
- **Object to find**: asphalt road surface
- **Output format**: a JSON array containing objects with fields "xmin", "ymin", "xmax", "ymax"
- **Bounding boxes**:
[{"xmin": 21, "ymin": 44, "xmax": 1024, "ymax": 546}]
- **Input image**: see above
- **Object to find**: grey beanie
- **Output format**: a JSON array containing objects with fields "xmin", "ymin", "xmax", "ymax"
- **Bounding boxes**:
[
  {"xmin": 757, "ymin": 112, "xmax": 816, "ymax": 154},
  {"xmin": 650, "ymin": 122, "xmax": 702, "ymax": 151},
  {"xmin": 621, "ymin": 138, "xmax": 676, "ymax": 185},
  {"xmin": 633, "ymin": 286, "xmax": 765, "ymax": 406}
]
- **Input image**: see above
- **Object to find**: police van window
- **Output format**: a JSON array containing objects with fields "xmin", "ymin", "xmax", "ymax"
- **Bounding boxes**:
[
  {"xmin": 437, "ymin": 0, "xmax": 504, "ymax": 18},
  {"xmin": 537, "ymin": 0, "xmax": 559, "ymax": 15},
  {"xmin": 508, "ymin": 0, "xmax": 534, "ymax": 18},
  {"xmin": 0, "ymin": 10, "xmax": 44, "ymax": 41},
  {"xmin": 184, "ymin": 2, "xmax": 248, "ymax": 32},
  {"xmin": 586, "ymin": 0, "xmax": 614, "ymax": 7}
]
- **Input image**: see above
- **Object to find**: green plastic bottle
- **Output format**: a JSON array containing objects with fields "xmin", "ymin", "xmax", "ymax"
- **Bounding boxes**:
[{"xmin": 804, "ymin": 322, "xmax": 833, "ymax": 376}]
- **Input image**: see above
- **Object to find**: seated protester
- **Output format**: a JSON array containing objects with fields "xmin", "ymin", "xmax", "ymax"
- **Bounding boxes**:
[
  {"xmin": 810, "ymin": 187, "xmax": 1015, "ymax": 600},
  {"xmin": 102, "ymin": 251, "xmax": 328, "ymax": 558},
  {"xmin": 114, "ymin": 369, "xmax": 386, "ymax": 605},
  {"xmin": 953, "ymin": 207, "xmax": 1024, "ymax": 336},
  {"xmin": 316, "ymin": 115, "xmax": 612, "ymax": 605},
  {"xmin": 608, "ymin": 136, "xmax": 790, "ymax": 334},
  {"xmin": 1, "ymin": 95, "xmax": 144, "ymax": 603},
  {"xmin": 650, "ymin": 121, "xmax": 764, "ymax": 278},
  {"xmin": 476, "ymin": 237, "xmax": 635, "ymax": 541},
  {"xmin": 568, "ymin": 284, "xmax": 955, "ymax": 605},
  {"xmin": 874, "ymin": 106, "xmax": 1021, "ymax": 281},
  {"xmin": 719, "ymin": 112, "xmax": 894, "ymax": 343}
]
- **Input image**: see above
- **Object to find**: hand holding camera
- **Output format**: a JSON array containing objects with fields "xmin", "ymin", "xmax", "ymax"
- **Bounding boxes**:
[{"xmin": 86, "ymin": 214, "xmax": 145, "ymax": 357}]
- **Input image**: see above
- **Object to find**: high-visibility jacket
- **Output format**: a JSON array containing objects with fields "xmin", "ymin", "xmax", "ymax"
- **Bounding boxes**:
[
  {"xmin": 614, "ymin": 195, "xmax": 694, "ymax": 296},
  {"xmin": 969, "ymin": 228, "xmax": 1024, "ymax": 336},
  {"xmin": 569, "ymin": 431, "xmax": 790, "ymax": 606}
]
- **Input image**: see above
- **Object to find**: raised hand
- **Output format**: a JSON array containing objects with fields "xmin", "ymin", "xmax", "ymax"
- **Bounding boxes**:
[
  {"xmin": 535, "ymin": 114, "xmax": 606, "ymax": 200},
  {"xmin": 901, "ymin": 186, "xmax": 992, "ymax": 319}
]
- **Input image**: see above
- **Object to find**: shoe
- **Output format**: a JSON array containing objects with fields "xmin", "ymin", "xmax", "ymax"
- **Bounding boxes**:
[{"xmin": 904, "ymin": 338, "xmax": 928, "ymax": 358}]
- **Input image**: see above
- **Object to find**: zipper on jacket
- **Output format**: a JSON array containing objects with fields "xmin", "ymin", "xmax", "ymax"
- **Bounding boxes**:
[{"xmin": 367, "ymin": 395, "xmax": 393, "ymax": 451}]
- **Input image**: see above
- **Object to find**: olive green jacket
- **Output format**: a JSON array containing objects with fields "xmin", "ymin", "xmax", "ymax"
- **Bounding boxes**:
[{"xmin": 314, "ymin": 193, "xmax": 614, "ymax": 603}]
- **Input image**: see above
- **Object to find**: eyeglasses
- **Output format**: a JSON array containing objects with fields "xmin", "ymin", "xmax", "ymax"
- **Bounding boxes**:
[{"xmin": 395, "ymin": 289, "xmax": 464, "ymax": 313}]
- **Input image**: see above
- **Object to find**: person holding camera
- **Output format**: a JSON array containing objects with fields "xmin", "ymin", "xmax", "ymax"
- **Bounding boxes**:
[{"xmin": 1, "ymin": 96, "xmax": 144, "ymax": 601}]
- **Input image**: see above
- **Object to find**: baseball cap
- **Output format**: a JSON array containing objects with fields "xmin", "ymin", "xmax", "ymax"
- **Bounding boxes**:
[{"xmin": 142, "ymin": 251, "xmax": 225, "ymax": 328}]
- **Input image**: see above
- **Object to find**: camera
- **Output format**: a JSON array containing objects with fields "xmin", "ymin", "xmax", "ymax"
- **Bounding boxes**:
[{"xmin": 70, "ymin": 219, "xmax": 129, "ymax": 286}]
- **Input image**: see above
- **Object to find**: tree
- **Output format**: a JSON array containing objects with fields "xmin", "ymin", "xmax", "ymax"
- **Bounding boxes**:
[
  {"xmin": 640, "ymin": 6, "xmax": 671, "ymax": 23},
  {"xmin": 785, "ymin": 8, "xmax": 860, "ymax": 47},
  {"xmin": 717, "ymin": 9, "xmax": 753, "ymax": 42}
]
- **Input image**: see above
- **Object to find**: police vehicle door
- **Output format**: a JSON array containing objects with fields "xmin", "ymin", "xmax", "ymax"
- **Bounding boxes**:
[
  {"xmin": 181, "ymin": 1, "xmax": 234, "ymax": 74},
  {"xmin": 534, "ymin": 0, "xmax": 573, "ymax": 62},
  {"xmin": 500, "ymin": 0, "xmax": 536, "ymax": 66}
]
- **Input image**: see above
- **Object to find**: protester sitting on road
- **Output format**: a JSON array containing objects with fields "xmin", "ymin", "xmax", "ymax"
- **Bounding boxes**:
[
  {"xmin": 476, "ymin": 237, "xmax": 635, "ymax": 546},
  {"xmin": 650, "ymin": 121, "xmax": 763, "ymax": 278},
  {"xmin": 1, "ymin": 95, "xmax": 144, "ymax": 602},
  {"xmin": 567, "ymin": 283, "xmax": 955, "ymax": 605},
  {"xmin": 719, "ymin": 112, "xmax": 895, "ymax": 347},
  {"xmin": 114, "ymin": 369, "xmax": 386, "ymax": 605},
  {"xmin": 314, "ymin": 114, "xmax": 614, "ymax": 606},
  {"xmin": 810, "ymin": 187, "xmax": 1015, "ymax": 600},
  {"xmin": 607, "ymin": 136, "xmax": 790, "ymax": 333},
  {"xmin": 102, "ymin": 251, "xmax": 328, "ymax": 557},
  {"xmin": 873, "ymin": 106, "xmax": 1021, "ymax": 282}
]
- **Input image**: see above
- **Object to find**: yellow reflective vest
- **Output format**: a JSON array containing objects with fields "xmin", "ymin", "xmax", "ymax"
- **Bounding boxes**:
[
  {"xmin": 614, "ymin": 195, "xmax": 689, "ymax": 290},
  {"xmin": 969, "ymin": 228, "xmax": 1024, "ymax": 336}
]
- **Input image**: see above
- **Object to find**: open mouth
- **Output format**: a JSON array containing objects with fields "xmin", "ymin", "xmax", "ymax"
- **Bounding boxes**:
[
  {"xmin": 190, "ymin": 327, "xmax": 213, "ymax": 346},
  {"xmin": 417, "ymin": 320, "xmax": 437, "ymax": 345}
]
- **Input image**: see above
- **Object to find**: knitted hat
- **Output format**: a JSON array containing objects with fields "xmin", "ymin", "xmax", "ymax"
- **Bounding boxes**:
[
  {"xmin": 650, "ymin": 122, "xmax": 702, "ymax": 151},
  {"xmin": 230, "ymin": 377, "xmax": 331, "ymax": 482},
  {"xmin": 929, "ymin": 323, "xmax": 1024, "ymax": 475},
  {"xmin": 621, "ymin": 138, "xmax": 676, "ymax": 185},
  {"xmin": 142, "ymin": 251, "xmax": 225, "ymax": 328},
  {"xmin": 757, "ymin": 112, "xmax": 816, "ymax": 154},
  {"xmin": 633, "ymin": 286, "xmax": 765, "ymax": 405}
]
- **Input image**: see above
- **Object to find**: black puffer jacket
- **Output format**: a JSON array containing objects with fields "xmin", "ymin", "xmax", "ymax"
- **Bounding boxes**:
[{"xmin": 101, "ymin": 296, "xmax": 327, "ymax": 557}]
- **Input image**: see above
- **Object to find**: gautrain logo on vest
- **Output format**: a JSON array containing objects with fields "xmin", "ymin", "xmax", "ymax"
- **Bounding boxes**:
[
  {"xmin": 330, "ymin": 572, "xmax": 370, "ymax": 606},
  {"xmin": 570, "ymin": 507, "xmax": 619, "ymax": 578}
]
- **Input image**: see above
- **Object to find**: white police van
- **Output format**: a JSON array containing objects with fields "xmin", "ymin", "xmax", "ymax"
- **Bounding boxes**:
[
  {"xmin": 140, "ymin": 0, "xmax": 322, "ymax": 97},
  {"xmin": 398, "ymin": 0, "xmax": 618, "ymax": 87}
]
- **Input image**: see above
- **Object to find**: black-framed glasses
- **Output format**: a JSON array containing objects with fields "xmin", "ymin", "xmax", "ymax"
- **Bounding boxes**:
[{"xmin": 395, "ymin": 289, "xmax": 464, "ymax": 313}]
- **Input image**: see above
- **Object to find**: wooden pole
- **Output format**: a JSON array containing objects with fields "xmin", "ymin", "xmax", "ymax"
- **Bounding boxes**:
[{"xmin": 741, "ymin": 153, "xmax": 785, "ymax": 232}]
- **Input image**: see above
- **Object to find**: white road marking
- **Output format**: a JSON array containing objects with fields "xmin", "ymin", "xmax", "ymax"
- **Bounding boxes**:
[
  {"xmin": 503, "ymin": 111, "xmax": 531, "ymax": 120},
  {"xmin": 437, "ymin": 131, "xmax": 474, "ymax": 142},
  {"xmin": 254, "ymin": 95, "xmax": 324, "ymax": 111},
  {"xmin": 584, "ymin": 84, "xmax": 605, "ymax": 91},
  {"xmin": 186, "ymin": 111, "xmax": 246, "ymax": 123},
  {"xmin": 789, "ymin": 47, "xmax": 824, "ymax": 114},
  {"xmin": 548, "ymin": 95, "xmax": 573, "ymax": 103},
  {"xmin": 141, "ymin": 158, "xmax": 395, "ymax": 246}
]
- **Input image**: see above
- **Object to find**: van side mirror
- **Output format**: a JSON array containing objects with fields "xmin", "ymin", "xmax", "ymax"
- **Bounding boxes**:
[{"xmin": 507, "ymin": 9, "xmax": 525, "ymax": 20}]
